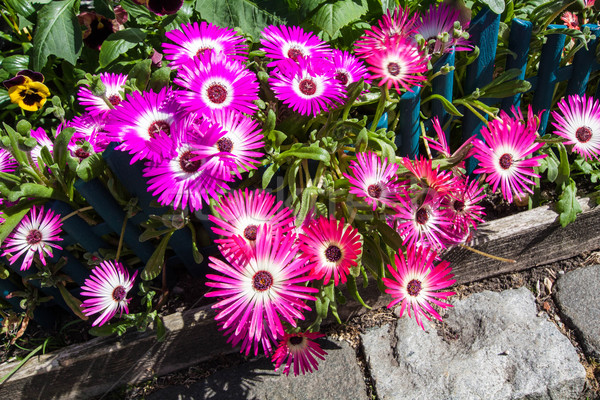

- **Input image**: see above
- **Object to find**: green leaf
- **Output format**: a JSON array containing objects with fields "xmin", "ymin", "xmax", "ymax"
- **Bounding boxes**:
[
  {"xmin": 422, "ymin": 94, "xmax": 463, "ymax": 117},
  {"xmin": 278, "ymin": 146, "xmax": 331, "ymax": 164},
  {"xmin": 141, "ymin": 230, "xmax": 175, "ymax": 281},
  {"xmin": 479, "ymin": 0, "xmax": 505, "ymax": 13},
  {"xmin": 88, "ymin": 320, "xmax": 131, "ymax": 337},
  {"xmin": 53, "ymin": 127, "xmax": 75, "ymax": 169},
  {"xmin": 31, "ymin": 0, "xmax": 82, "ymax": 70},
  {"xmin": 155, "ymin": 315, "xmax": 166, "ymax": 342},
  {"xmin": 194, "ymin": 0, "xmax": 288, "ymax": 40},
  {"xmin": 1, "ymin": 55, "xmax": 30, "ymax": 75},
  {"xmin": 128, "ymin": 59, "xmax": 152, "ymax": 92},
  {"xmin": 373, "ymin": 220, "xmax": 404, "ymax": 251},
  {"xmin": 312, "ymin": 0, "xmax": 368, "ymax": 37},
  {"xmin": 556, "ymin": 178, "xmax": 582, "ymax": 227},
  {"xmin": 0, "ymin": 204, "xmax": 30, "ymax": 245},
  {"xmin": 546, "ymin": 154, "xmax": 559, "ymax": 183},
  {"xmin": 93, "ymin": 0, "xmax": 115, "ymax": 19},
  {"xmin": 187, "ymin": 223, "xmax": 204, "ymax": 264},
  {"xmin": 2, "ymin": 123, "xmax": 28, "ymax": 166},
  {"xmin": 346, "ymin": 274, "xmax": 371, "ymax": 309},
  {"xmin": 148, "ymin": 67, "xmax": 173, "ymax": 92},
  {"xmin": 57, "ymin": 284, "xmax": 89, "ymax": 321},
  {"xmin": 4, "ymin": 0, "xmax": 36, "ymax": 18},
  {"xmin": 556, "ymin": 143, "xmax": 570, "ymax": 188},
  {"xmin": 298, "ymin": 186, "xmax": 319, "ymax": 223},
  {"xmin": 99, "ymin": 28, "xmax": 147, "ymax": 68},
  {"xmin": 8, "ymin": 183, "xmax": 69, "ymax": 202},
  {"xmin": 76, "ymin": 153, "xmax": 107, "ymax": 181},
  {"xmin": 262, "ymin": 163, "xmax": 279, "ymax": 189}
]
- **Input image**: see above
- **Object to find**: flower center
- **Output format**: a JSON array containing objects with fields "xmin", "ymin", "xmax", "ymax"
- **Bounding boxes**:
[
  {"xmin": 207, "ymin": 83, "xmax": 228, "ymax": 104},
  {"xmin": 499, "ymin": 153, "xmax": 513, "ymax": 170},
  {"xmin": 287, "ymin": 47, "xmax": 303, "ymax": 61},
  {"xmin": 367, "ymin": 184, "xmax": 382, "ymax": 199},
  {"xmin": 148, "ymin": 120, "xmax": 171, "ymax": 139},
  {"xmin": 216, "ymin": 137, "xmax": 233, "ymax": 153},
  {"xmin": 324, "ymin": 245, "xmax": 342, "ymax": 263},
  {"xmin": 26, "ymin": 229, "xmax": 42, "ymax": 245},
  {"xmin": 195, "ymin": 46, "xmax": 213, "ymax": 58},
  {"xmin": 575, "ymin": 126, "xmax": 593, "ymax": 143},
  {"xmin": 179, "ymin": 151, "xmax": 202, "ymax": 173},
  {"xmin": 334, "ymin": 71, "xmax": 349, "ymax": 86},
  {"xmin": 289, "ymin": 336, "xmax": 304, "ymax": 345},
  {"xmin": 406, "ymin": 279, "xmax": 422, "ymax": 297},
  {"xmin": 299, "ymin": 78, "xmax": 317, "ymax": 96},
  {"xmin": 453, "ymin": 200, "xmax": 465, "ymax": 212},
  {"xmin": 75, "ymin": 147, "xmax": 91, "ymax": 159},
  {"xmin": 415, "ymin": 207, "xmax": 429, "ymax": 225},
  {"xmin": 112, "ymin": 285, "xmax": 127, "ymax": 302},
  {"xmin": 243, "ymin": 224, "xmax": 258, "ymax": 241},
  {"xmin": 252, "ymin": 270, "xmax": 273, "ymax": 291},
  {"xmin": 20, "ymin": 89, "xmax": 43, "ymax": 106},
  {"xmin": 107, "ymin": 95, "xmax": 121, "ymax": 106},
  {"xmin": 387, "ymin": 62, "xmax": 401, "ymax": 76}
]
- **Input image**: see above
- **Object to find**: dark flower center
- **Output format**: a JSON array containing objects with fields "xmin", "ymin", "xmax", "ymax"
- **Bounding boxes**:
[
  {"xmin": 252, "ymin": 270, "xmax": 273, "ymax": 291},
  {"xmin": 179, "ymin": 151, "xmax": 202, "ymax": 173},
  {"xmin": 148, "ymin": 120, "xmax": 171, "ymax": 139},
  {"xmin": 287, "ymin": 47, "xmax": 303, "ymax": 61},
  {"xmin": 387, "ymin": 62, "xmax": 401, "ymax": 76},
  {"xmin": 453, "ymin": 200, "xmax": 465, "ymax": 212},
  {"xmin": 299, "ymin": 78, "xmax": 317, "ymax": 96},
  {"xmin": 243, "ymin": 225, "xmax": 258, "ymax": 241},
  {"xmin": 367, "ymin": 184, "xmax": 382, "ymax": 199},
  {"xmin": 324, "ymin": 245, "xmax": 343, "ymax": 263},
  {"xmin": 207, "ymin": 83, "xmax": 228, "ymax": 104},
  {"xmin": 216, "ymin": 137, "xmax": 233, "ymax": 153},
  {"xmin": 195, "ymin": 46, "xmax": 213, "ymax": 58},
  {"xmin": 112, "ymin": 285, "xmax": 127, "ymax": 301},
  {"xmin": 406, "ymin": 279, "xmax": 422, "ymax": 297},
  {"xmin": 289, "ymin": 336, "xmax": 304, "ymax": 345},
  {"xmin": 20, "ymin": 90, "xmax": 43, "ymax": 106},
  {"xmin": 108, "ymin": 95, "xmax": 121, "ymax": 106},
  {"xmin": 576, "ymin": 126, "xmax": 593, "ymax": 143},
  {"xmin": 335, "ymin": 72, "xmax": 349, "ymax": 86},
  {"xmin": 26, "ymin": 229, "xmax": 42, "ymax": 245},
  {"xmin": 499, "ymin": 153, "xmax": 513, "ymax": 170},
  {"xmin": 75, "ymin": 147, "xmax": 91, "ymax": 159},
  {"xmin": 415, "ymin": 207, "xmax": 429, "ymax": 225}
]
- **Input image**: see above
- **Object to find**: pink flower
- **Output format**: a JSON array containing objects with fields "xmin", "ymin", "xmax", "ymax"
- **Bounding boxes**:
[
  {"xmin": 552, "ymin": 94, "xmax": 600, "ymax": 160},
  {"xmin": 260, "ymin": 25, "xmax": 331, "ymax": 68},
  {"xmin": 77, "ymin": 72, "xmax": 127, "ymax": 116},
  {"xmin": 383, "ymin": 245, "xmax": 456, "ymax": 330},
  {"xmin": 344, "ymin": 151, "xmax": 399, "ymax": 211},
  {"xmin": 272, "ymin": 332, "xmax": 327, "ymax": 376}
]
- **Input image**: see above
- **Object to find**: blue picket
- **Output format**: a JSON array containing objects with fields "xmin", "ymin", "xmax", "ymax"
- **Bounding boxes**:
[
  {"xmin": 397, "ymin": 87, "xmax": 422, "ymax": 158},
  {"xmin": 501, "ymin": 19, "xmax": 533, "ymax": 111},
  {"xmin": 531, "ymin": 25, "xmax": 567, "ymax": 135},
  {"xmin": 566, "ymin": 25, "xmax": 600, "ymax": 96},
  {"xmin": 431, "ymin": 50, "xmax": 456, "ymax": 144},
  {"xmin": 462, "ymin": 8, "xmax": 501, "ymax": 173}
]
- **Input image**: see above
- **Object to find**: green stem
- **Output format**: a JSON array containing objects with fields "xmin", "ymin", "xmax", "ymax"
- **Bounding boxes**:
[
  {"xmin": 115, "ymin": 216, "xmax": 128, "ymax": 262},
  {"xmin": 369, "ymin": 87, "xmax": 388, "ymax": 132},
  {"xmin": 61, "ymin": 206, "xmax": 94, "ymax": 222},
  {"xmin": 455, "ymin": 100, "xmax": 488, "ymax": 125}
]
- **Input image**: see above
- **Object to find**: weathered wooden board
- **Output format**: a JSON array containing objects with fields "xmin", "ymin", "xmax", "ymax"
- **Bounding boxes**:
[{"xmin": 1, "ymin": 197, "xmax": 599, "ymax": 399}]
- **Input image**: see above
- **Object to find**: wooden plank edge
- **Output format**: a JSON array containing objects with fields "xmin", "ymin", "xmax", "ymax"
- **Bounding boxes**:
[{"xmin": 0, "ymin": 197, "xmax": 598, "ymax": 399}]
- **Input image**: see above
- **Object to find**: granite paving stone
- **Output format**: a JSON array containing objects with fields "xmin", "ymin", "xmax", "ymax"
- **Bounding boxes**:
[
  {"xmin": 148, "ymin": 338, "xmax": 367, "ymax": 400},
  {"xmin": 554, "ymin": 264, "xmax": 600, "ymax": 359},
  {"xmin": 361, "ymin": 288, "xmax": 586, "ymax": 400}
]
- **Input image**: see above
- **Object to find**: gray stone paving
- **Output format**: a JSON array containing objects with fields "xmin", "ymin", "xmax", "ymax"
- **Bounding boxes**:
[
  {"xmin": 555, "ymin": 264, "xmax": 600, "ymax": 359},
  {"xmin": 361, "ymin": 288, "xmax": 586, "ymax": 400},
  {"xmin": 148, "ymin": 338, "xmax": 367, "ymax": 400}
]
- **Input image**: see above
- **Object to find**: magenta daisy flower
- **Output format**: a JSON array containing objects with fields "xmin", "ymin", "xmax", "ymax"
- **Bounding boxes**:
[
  {"xmin": 269, "ymin": 57, "xmax": 345, "ymax": 117},
  {"xmin": 208, "ymin": 188, "xmax": 295, "ymax": 258},
  {"xmin": 394, "ymin": 190, "xmax": 453, "ymax": 250},
  {"xmin": 143, "ymin": 118, "xmax": 233, "ymax": 212},
  {"xmin": 331, "ymin": 49, "xmax": 371, "ymax": 88},
  {"xmin": 365, "ymin": 36, "xmax": 428, "ymax": 94},
  {"xmin": 30, "ymin": 127, "xmax": 54, "ymax": 166},
  {"xmin": 442, "ymin": 176, "xmax": 486, "ymax": 234},
  {"xmin": 77, "ymin": 72, "xmax": 127, "ymax": 116},
  {"xmin": 218, "ymin": 318, "xmax": 279, "ymax": 356},
  {"xmin": 260, "ymin": 25, "xmax": 331, "ymax": 68},
  {"xmin": 343, "ymin": 151, "xmax": 399, "ymax": 211},
  {"xmin": 383, "ymin": 245, "xmax": 456, "ymax": 330},
  {"xmin": 473, "ymin": 116, "xmax": 546, "ymax": 204},
  {"xmin": 174, "ymin": 52, "xmax": 259, "ymax": 117},
  {"xmin": 416, "ymin": 3, "xmax": 472, "ymax": 54},
  {"xmin": 355, "ymin": 7, "xmax": 418, "ymax": 59},
  {"xmin": 399, "ymin": 156, "xmax": 456, "ymax": 196},
  {"xmin": 2, "ymin": 206, "xmax": 63, "ymax": 271},
  {"xmin": 552, "ymin": 94, "xmax": 600, "ymax": 160},
  {"xmin": 104, "ymin": 87, "xmax": 180, "ymax": 163},
  {"xmin": 163, "ymin": 21, "xmax": 247, "ymax": 68},
  {"xmin": 272, "ymin": 331, "xmax": 327, "ymax": 376},
  {"xmin": 202, "ymin": 109, "xmax": 264, "ymax": 178},
  {"xmin": 69, "ymin": 112, "xmax": 110, "ymax": 154},
  {"xmin": 299, "ymin": 216, "xmax": 362, "ymax": 286},
  {"xmin": 0, "ymin": 148, "xmax": 17, "ymax": 173},
  {"xmin": 80, "ymin": 260, "xmax": 137, "ymax": 326},
  {"xmin": 205, "ymin": 226, "xmax": 319, "ymax": 352}
]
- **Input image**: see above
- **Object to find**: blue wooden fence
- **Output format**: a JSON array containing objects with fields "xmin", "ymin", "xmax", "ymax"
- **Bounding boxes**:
[{"xmin": 2, "ymin": 8, "xmax": 600, "ymax": 324}]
